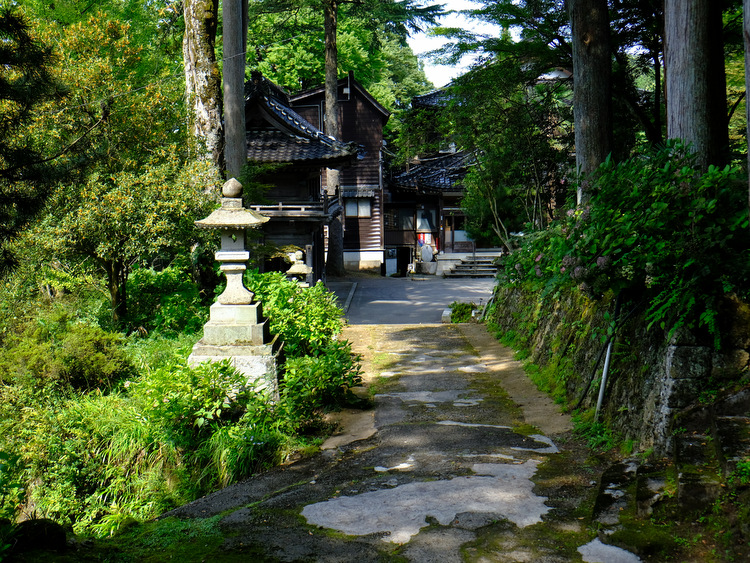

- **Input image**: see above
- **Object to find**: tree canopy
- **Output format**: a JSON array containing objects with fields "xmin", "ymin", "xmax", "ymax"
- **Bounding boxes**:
[{"xmin": 0, "ymin": 7, "xmax": 62, "ymax": 275}]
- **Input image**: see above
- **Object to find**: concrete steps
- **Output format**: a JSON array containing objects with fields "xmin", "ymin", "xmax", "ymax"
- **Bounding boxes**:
[{"xmin": 443, "ymin": 257, "xmax": 498, "ymax": 278}]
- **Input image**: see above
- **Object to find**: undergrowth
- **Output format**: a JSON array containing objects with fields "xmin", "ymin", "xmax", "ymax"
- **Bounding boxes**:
[
  {"xmin": 0, "ymin": 265, "xmax": 360, "ymax": 539},
  {"xmin": 501, "ymin": 142, "xmax": 750, "ymax": 349}
]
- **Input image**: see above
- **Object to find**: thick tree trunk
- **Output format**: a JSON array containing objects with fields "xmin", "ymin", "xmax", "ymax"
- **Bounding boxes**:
[
  {"xmin": 183, "ymin": 0, "xmax": 223, "ymax": 171},
  {"xmin": 568, "ymin": 0, "xmax": 611, "ymax": 205},
  {"xmin": 745, "ymin": 0, "xmax": 750, "ymax": 217},
  {"xmin": 104, "ymin": 260, "xmax": 127, "ymax": 326},
  {"xmin": 665, "ymin": 0, "xmax": 728, "ymax": 170},
  {"xmin": 223, "ymin": 0, "xmax": 247, "ymax": 179},
  {"xmin": 324, "ymin": 0, "xmax": 345, "ymax": 276}
]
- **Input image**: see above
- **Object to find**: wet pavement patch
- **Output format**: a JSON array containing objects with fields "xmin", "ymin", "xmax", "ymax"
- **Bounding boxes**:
[
  {"xmin": 578, "ymin": 538, "xmax": 643, "ymax": 562},
  {"xmin": 301, "ymin": 460, "xmax": 548, "ymax": 544}
]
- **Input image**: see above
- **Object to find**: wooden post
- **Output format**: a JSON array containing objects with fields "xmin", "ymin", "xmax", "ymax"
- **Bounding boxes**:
[{"xmin": 223, "ymin": 0, "xmax": 246, "ymax": 180}]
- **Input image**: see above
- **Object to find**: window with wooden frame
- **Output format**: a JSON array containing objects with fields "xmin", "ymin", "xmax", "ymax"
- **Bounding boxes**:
[{"xmin": 344, "ymin": 198, "xmax": 372, "ymax": 218}]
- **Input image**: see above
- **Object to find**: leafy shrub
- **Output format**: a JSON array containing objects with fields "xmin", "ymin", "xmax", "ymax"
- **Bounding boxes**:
[
  {"xmin": 0, "ymin": 313, "xmax": 134, "ymax": 392},
  {"xmin": 450, "ymin": 302, "xmax": 476, "ymax": 323},
  {"xmin": 125, "ymin": 332, "xmax": 199, "ymax": 372},
  {"xmin": 59, "ymin": 325, "xmax": 135, "ymax": 391},
  {"xmin": 0, "ymin": 267, "xmax": 362, "ymax": 538},
  {"xmin": 198, "ymin": 415, "xmax": 287, "ymax": 488},
  {"xmin": 16, "ymin": 393, "xmax": 187, "ymax": 534},
  {"xmin": 280, "ymin": 341, "xmax": 362, "ymax": 424},
  {"xmin": 504, "ymin": 142, "xmax": 750, "ymax": 346},
  {"xmin": 5, "ymin": 360, "xmax": 287, "ymax": 535},
  {"xmin": 573, "ymin": 412, "xmax": 617, "ymax": 451},
  {"xmin": 126, "ymin": 265, "xmax": 208, "ymax": 336},
  {"xmin": 244, "ymin": 271, "xmax": 361, "ymax": 422},
  {"xmin": 730, "ymin": 459, "xmax": 750, "ymax": 487},
  {"xmin": 0, "ymin": 450, "xmax": 23, "ymax": 557},
  {"xmin": 245, "ymin": 271, "xmax": 344, "ymax": 358},
  {"xmin": 128, "ymin": 360, "xmax": 258, "ymax": 443}
]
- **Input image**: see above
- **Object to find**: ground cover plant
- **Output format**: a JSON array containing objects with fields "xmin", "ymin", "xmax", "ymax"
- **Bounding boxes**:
[
  {"xmin": 500, "ymin": 142, "xmax": 750, "ymax": 348},
  {"xmin": 449, "ymin": 301, "xmax": 476, "ymax": 323},
  {"xmin": 0, "ymin": 265, "xmax": 360, "ymax": 540}
]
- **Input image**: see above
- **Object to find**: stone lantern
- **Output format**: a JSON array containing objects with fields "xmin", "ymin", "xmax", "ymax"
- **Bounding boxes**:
[
  {"xmin": 188, "ymin": 178, "xmax": 280, "ymax": 398},
  {"xmin": 285, "ymin": 250, "xmax": 313, "ymax": 287}
]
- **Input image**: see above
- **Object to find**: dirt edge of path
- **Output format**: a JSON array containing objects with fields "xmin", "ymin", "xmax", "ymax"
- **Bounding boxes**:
[{"xmin": 456, "ymin": 323, "xmax": 573, "ymax": 435}]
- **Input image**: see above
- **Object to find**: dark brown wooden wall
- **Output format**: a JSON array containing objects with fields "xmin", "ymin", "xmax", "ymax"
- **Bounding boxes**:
[{"xmin": 291, "ymin": 83, "xmax": 387, "ymax": 254}]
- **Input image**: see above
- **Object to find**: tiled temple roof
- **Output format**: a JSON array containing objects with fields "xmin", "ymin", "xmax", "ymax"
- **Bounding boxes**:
[
  {"xmin": 411, "ymin": 88, "xmax": 453, "ymax": 109},
  {"xmin": 391, "ymin": 151, "xmax": 475, "ymax": 193},
  {"xmin": 245, "ymin": 73, "xmax": 359, "ymax": 165}
]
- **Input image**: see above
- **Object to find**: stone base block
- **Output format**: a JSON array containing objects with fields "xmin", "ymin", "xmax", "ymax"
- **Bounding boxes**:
[
  {"xmin": 200, "ymin": 303, "xmax": 271, "ymax": 346},
  {"xmin": 415, "ymin": 261, "xmax": 437, "ymax": 275},
  {"xmin": 209, "ymin": 302, "xmax": 263, "ymax": 323},
  {"xmin": 188, "ymin": 338, "xmax": 280, "ymax": 400}
]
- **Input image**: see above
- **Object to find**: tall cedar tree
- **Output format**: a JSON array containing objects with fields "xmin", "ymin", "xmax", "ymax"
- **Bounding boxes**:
[
  {"xmin": 568, "ymin": 0, "xmax": 611, "ymax": 204},
  {"xmin": 183, "ymin": 0, "xmax": 224, "ymax": 171},
  {"xmin": 665, "ymin": 0, "xmax": 730, "ymax": 171},
  {"xmin": 0, "ymin": 8, "xmax": 61, "ymax": 275},
  {"xmin": 746, "ymin": 0, "xmax": 750, "ymax": 216}
]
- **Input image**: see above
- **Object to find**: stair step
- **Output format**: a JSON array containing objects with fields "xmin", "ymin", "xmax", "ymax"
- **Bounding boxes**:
[
  {"xmin": 452, "ymin": 268, "xmax": 497, "ymax": 273},
  {"xmin": 444, "ymin": 254, "xmax": 499, "ymax": 278},
  {"xmin": 444, "ymin": 272, "xmax": 496, "ymax": 278}
]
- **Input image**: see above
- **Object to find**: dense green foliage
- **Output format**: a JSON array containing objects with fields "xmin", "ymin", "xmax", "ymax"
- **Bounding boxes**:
[
  {"xmin": 0, "ymin": 7, "xmax": 62, "ymax": 275},
  {"xmin": 0, "ymin": 267, "xmax": 360, "ymax": 537},
  {"xmin": 502, "ymin": 143, "xmax": 750, "ymax": 347},
  {"xmin": 454, "ymin": 61, "xmax": 571, "ymax": 246},
  {"xmin": 449, "ymin": 301, "xmax": 476, "ymax": 323}
]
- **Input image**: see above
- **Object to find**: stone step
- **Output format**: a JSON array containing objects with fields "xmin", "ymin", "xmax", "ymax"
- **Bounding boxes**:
[
  {"xmin": 444, "ymin": 272, "xmax": 497, "ymax": 278},
  {"xmin": 453, "ymin": 264, "xmax": 497, "ymax": 272},
  {"xmin": 715, "ymin": 416, "xmax": 750, "ymax": 476},
  {"xmin": 445, "ymin": 256, "xmax": 498, "ymax": 278},
  {"xmin": 455, "ymin": 261, "xmax": 495, "ymax": 267},
  {"xmin": 673, "ymin": 433, "xmax": 724, "ymax": 512}
]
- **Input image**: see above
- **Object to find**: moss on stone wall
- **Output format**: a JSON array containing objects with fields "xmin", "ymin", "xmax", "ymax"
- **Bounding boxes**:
[{"xmin": 487, "ymin": 284, "xmax": 750, "ymax": 454}]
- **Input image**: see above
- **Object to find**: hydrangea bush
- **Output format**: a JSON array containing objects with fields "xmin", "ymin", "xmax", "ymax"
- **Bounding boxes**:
[{"xmin": 502, "ymin": 142, "xmax": 750, "ymax": 346}]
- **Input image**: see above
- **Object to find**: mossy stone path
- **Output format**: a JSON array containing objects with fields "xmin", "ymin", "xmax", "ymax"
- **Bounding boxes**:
[{"xmin": 154, "ymin": 321, "xmax": 640, "ymax": 562}]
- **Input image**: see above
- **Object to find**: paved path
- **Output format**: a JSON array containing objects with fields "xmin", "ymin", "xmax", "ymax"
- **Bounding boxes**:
[
  {"xmin": 327, "ymin": 275, "xmax": 495, "ymax": 324},
  {"xmin": 165, "ymin": 277, "xmax": 641, "ymax": 562}
]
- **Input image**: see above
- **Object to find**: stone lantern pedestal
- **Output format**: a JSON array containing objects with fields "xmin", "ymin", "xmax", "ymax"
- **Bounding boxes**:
[{"xmin": 188, "ymin": 179, "xmax": 280, "ymax": 399}]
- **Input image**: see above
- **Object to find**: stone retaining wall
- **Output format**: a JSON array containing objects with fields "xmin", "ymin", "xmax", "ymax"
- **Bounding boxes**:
[{"xmin": 489, "ymin": 286, "xmax": 750, "ymax": 454}]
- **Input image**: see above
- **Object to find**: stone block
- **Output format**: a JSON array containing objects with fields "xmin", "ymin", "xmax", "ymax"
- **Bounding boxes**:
[
  {"xmin": 188, "ymin": 339, "xmax": 280, "ymax": 400},
  {"xmin": 665, "ymin": 345, "xmax": 712, "ymax": 380},
  {"xmin": 209, "ymin": 302, "xmax": 263, "ymax": 324},
  {"xmin": 592, "ymin": 460, "xmax": 639, "ymax": 526},
  {"xmin": 674, "ymin": 434, "xmax": 716, "ymax": 467},
  {"xmin": 201, "ymin": 319, "xmax": 270, "ymax": 347},
  {"xmin": 716, "ymin": 386, "xmax": 750, "ymax": 416},
  {"xmin": 415, "ymin": 261, "xmax": 437, "ymax": 275},
  {"xmin": 722, "ymin": 295, "xmax": 750, "ymax": 349},
  {"xmin": 665, "ymin": 377, "xmax": 703, "ymax": 409},
  {"xmin": 715, "ymin": 416, "xmax": 750, "ymax": 476},
  {"xmin": 673, "ymin": 403, "xmax": 712, "ymax": 435},
  {"xmin": 712, "ymin": 348, "xmax": 750, "ymax": 379},
  {"xmin": 635, "ymin": 463, "xmax": 668, "ymax": 518},
  {"xmin": 677, "ymin": 471, "xmax": 722, "ymax": 513}
]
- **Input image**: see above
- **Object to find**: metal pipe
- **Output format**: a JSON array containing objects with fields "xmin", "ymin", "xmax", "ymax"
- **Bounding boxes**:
[{"xmin": 595, "ymin": 337, "xmax": 614, "ymax": 421}]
